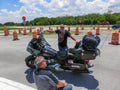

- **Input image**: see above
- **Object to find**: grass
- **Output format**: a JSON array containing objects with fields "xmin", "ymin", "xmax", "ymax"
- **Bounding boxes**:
[{"xmin": 0, "ymin": 27, "xmax": 18, "ymax": 31}]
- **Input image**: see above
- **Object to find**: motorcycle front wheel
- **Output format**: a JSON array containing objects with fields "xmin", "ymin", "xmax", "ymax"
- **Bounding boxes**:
[{"xmin": 25, "ymin": 55, "xmax": 36, "ymax": 68}]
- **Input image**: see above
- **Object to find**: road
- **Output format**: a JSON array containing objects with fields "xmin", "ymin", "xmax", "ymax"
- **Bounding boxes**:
[{"xmin": 0, "ymin": 30, "xmax": 120, "ymax": 90}]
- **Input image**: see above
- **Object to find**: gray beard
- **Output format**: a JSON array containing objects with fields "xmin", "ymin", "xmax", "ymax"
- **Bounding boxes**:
[{"xmin": 60, "ymin": 30, "xmax": 65, "ymax": 34}]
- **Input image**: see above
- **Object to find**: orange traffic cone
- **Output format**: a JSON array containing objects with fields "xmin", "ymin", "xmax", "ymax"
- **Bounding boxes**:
[
  {"xmin": 93, "ymin": 26, "xmax": 95, "ymax": 30},
  {"xmin": 107, "ymin": 25, "xmax": 110, "ymax": 30},
  {"xmin": 32, "ymin": 30, "xmax": 37, "ymax": 38},
  {"xmin": 23, "ymin": 29, "xmax": 27, "ymax": 35},
  {"xmin": 81, "ymin": 25, "xmax": 84, "ymax": 30},
  {"xmin": 75, "ymin": 26, "xmax": 79, "ymax": 35},
  {"xmin": 49, "ymin": 27, "xmax": 51, "ymax": 30},
  {"xmin": 4, "ymin": 30, "xmax": 9, "ymax": 36},
  {"xmin": 87, "ymin": 31, "xmax": 93, "ymax": 35},
  {"xmin": 6, "ymin": 30, "xmax": 10, "ymax": 35},
  {"xmin": 68, "ymin": 26, "xmax": 70, "ymax": 31},
  {"xmin": 4, "ymin": 30, "xmax": 7, "ymax": 36},
  {"xmin": 18, "ymin": 28, "xmax": 22, "ymax": 34},
  {"xmin": 29, "ymin": 27, "xmax": 32, "ymax": 33},
  {"xmin": 118, "ymin": 28, "xmax": 120, "ymax": 33},
  {"xmin": 56, "ymin": 26, "xmax": 58, "ymax": 30},
  {"xmin": 13, "ymin": 30, "xmax": 19, "ymax": 41},
  {"xmin": 109, "ymin": 32, "xmax": 119, "ymax": 45},
  {"xmin": 96, "ymin": 26, "xmax": 100, "ymax": 35}
]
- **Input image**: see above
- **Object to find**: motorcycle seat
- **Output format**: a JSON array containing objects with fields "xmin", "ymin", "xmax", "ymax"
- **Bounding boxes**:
[
  {"xmin": 57, "ymin": 51, "xmax": 68, "ymax": 60},
  {"xmin": 69, "ymin": 48, "xmax": 82, "ymax": 54}
]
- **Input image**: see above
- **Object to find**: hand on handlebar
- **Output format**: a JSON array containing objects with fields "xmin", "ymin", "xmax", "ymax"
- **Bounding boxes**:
[{"xmin": 75, "ymin": 40, "xmax": 79, "ymax": 44}]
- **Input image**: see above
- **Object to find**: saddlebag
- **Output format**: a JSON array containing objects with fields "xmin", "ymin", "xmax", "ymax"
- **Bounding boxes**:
[
  {"xmin": 69, "ymin": 48, "xmax": 99, "ymax": 60},
  {"xmin": 80, "ymin": 50, "xmax": 98, "ymax": 60}
]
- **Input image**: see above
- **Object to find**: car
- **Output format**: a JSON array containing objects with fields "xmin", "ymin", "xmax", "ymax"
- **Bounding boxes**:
[
  {"xmin": 112, "ymin": 24, "xmax": 120, "ymax": 29},
  {"xmin": 101, "ymin": 21, "xmax": 110, "ymax": 25}
]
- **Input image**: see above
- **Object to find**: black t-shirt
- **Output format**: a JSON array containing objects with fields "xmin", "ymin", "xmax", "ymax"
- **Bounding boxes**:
[{"xmin": 55, "ymin": 30, "xmax": 71, "ymax": 47}]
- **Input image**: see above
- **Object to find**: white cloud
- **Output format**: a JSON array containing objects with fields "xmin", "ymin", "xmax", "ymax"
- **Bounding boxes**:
[{"xmin": 0, "ymin": 0, "xmax": 119, "ymax": 23}]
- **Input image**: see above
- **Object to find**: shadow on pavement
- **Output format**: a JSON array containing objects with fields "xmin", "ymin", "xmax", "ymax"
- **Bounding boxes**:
[
  {"xmin": 24, "ymin": 68, "xmax": 99, "ymax": 89},
  {"xmin": 53, "ymin": 71, "xmax": 99, "ymax": 90},
  {"xmin": 24, "ymin": 68, "xmax": 34, "ymax": 83}
]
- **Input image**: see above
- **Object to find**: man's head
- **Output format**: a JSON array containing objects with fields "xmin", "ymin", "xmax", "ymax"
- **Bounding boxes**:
[
  {"xmin": 60, "ymin": 24, "xmax": 65, "ymax": 30},
  {"xmin": 35, "ymin": 56, "xmax": 47, "ymax": 69}
]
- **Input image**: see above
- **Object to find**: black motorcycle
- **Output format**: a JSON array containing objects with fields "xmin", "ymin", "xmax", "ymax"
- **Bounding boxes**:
[{"xmin": 25, "ymin": 32, "xmax": 100, "ymax": 73}]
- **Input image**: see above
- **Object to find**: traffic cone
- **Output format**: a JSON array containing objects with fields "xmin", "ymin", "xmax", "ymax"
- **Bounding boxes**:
[
  {"xmin": 6, "ymin": 30, "xmax": 10, "ymax": 35},
  {"xmin": 75, "ymin": 26, "xmax": 79, "ymax": 35},
  {"xmin": 81, "ymin": 25, "xmax": 84, "ymax": 30},
  {"xmin": 109, "ymin": 32, "xmax": 119, "ymax": 45},
  {"xmin": 87, "ymin": 31, "xmax": 93, "ymax": 35},
  {"xmin": 93, "ymin": 26, "xmax": 95, "ymax": 30},
  {"xmin": 68, "ymin": 26, "xmax": 70, "ymax": 31},
  {"xmin": 56, "ymin": 26, "xmax": 58, "ymax": 30},
  {"xmin": 29, "ymin": 27, "xmax": 32, "ymax": 33},
  {"xmin": 96, "ymin": 26, "xmax": 100, "ymax": 35},
  {"xmin": 32, "ymin": 30, "xmax": 37, "ymax": 38},
  {"xmin": 18, "ymin": 28, "xmax": 22, "ymax": 34},
  {"xmin": 49, "ymin": 27, "xmax": 51, "ymax": 30},
  {"xmin": 4, "ymin": 30, "xmax": 7, "ymax": 36},
  {"xmin": 23, "ymin": 28, "xmax": 27, "ymax": 35},
  {"xmin": 13, "ymin": 30, "xmax": 19, "ymax": 41},
  {"xmin": 4, "ymin": 30, "xmax": 9, "ymax": 36},
  {"xmin": 107, "ymin": 25, "xmax": 110, "ymax": 30},
  {"xmin": 118, "ymin": 28, "xmax": 120, "ymax": 33}
]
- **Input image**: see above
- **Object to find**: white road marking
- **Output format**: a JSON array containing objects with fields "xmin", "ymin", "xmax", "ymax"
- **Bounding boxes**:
[{"xmin": 0, "ymin": 77, "xmax": 36, "ymax": 90}]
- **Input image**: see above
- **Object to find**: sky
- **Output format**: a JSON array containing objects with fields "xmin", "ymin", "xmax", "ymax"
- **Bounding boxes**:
[{"xmin": 0, "ymin": 0, "xmax": 120, "ymax": 24}]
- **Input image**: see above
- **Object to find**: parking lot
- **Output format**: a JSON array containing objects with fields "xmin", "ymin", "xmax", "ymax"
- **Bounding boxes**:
[{"xmin": 0, "ymin": 28, "xmax": 120, "ymax": 90}]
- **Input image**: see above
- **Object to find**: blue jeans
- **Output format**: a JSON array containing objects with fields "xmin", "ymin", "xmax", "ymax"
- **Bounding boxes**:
[
  {"xmin": 57, "ymin": 84, "xmax": 72, "ymax": 90},
  {"xmin": 58, "ymin": 46, "xmax": 68, "ymax": 52}
]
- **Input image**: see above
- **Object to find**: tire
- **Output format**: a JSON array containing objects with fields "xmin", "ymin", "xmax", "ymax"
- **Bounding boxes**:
[{"xmin": 25, "ymin": 55, "xmax": 36, "ymax": 68}]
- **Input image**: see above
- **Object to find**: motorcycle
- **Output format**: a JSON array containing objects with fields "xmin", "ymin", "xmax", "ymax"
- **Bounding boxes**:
[{"xmin": 25, "ymin": 32, "xmax": 100, "ymax": 73}]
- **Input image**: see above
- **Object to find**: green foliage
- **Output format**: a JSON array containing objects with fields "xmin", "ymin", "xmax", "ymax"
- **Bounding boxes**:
[
  {"xmin": 1, "ymin": 13, "xmax": 120, "ymax": 26},
  {"xmin": 0, "ymin": 23, "xmax": 3, "ymax": 26},
  {"xmin": 4, "ymin": 22, "xmax": 15, "ymax": 26}
]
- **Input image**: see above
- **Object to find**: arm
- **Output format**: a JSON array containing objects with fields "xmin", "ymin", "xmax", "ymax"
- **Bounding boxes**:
[
  {"xmin": 48, "ymin": 72, "xmax": 67, "ymax": 88},
  {"xmin": 40, "ymin": 70, "xmax": 67, "ymax": 88},
  {"xmin": 57, "ymin": 80, "xmax": 67, "ymax": 88},
  {"xmin": 70, "ymin": 35, "xmax": 78, "ymax": 43}
]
